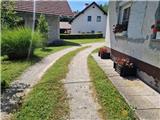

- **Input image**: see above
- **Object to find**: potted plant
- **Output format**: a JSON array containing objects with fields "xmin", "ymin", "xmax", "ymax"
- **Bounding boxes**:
[
  {"xmin": 156, "ymin": 20, "xmax": 160, "ymax": 39},
  {"xmin": 151, "ymin": 24, "xmax": 157, "ymax": 39},
  {"xmin": 98, "ymin": 47, "xmax": 110, "ymax": 59},
  {"xmin": 114, "ymin": 57, "xmax": 137, "ymax": 77},
  {"xmin": 113, "ymin": 24, "xmax": 127, "ymax": 36}
]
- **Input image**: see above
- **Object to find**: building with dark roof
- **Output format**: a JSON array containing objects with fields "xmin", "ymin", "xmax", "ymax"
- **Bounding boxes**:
[{"xmin": 15, "ymin": 0, "xmax": 73, "ymax": 40}]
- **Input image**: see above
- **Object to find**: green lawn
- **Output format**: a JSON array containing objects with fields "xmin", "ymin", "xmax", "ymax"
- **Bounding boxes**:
[
  {"xmin": 88, "ymin": 55, "xmax": 136, "ymax": 120},
  {"xmin": 1, "ymin": 46, "xmax": 70, "ymax": 86},
  {"xmin": 1, "ymin": 38, "xmax": 104, "ymax": 86},
  {"xmin": 13, "ymin": 46, "xmax": 89, "ymax": 120},
  {"xmin": 64, "ymin": 38, "xmax": 104, "ymax": 44}
]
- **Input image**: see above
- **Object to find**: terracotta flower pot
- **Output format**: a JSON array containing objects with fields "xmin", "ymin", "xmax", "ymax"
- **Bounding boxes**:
[{"xmin": 98, "ymin": 47, "xmax": 110, "ymax": 59}]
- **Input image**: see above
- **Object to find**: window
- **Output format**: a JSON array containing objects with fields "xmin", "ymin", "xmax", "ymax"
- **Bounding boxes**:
[
  {"xmin": 122, "ymin": 7, "xmax": 130, "ymax": 31},
  {"xmin": 91, "ymin": 30, "xmax": 95, "ymax": 33},
  {"xmin": 97, "ymin": 16, "xmax": 101, "ymax": 22},
  {"xmin": 88, "ymin": 16, "xmax": 92, "ymax": 22}
]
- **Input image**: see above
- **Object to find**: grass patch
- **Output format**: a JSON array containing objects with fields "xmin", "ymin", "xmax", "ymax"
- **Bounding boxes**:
[
  {"xmin": 64, "ymin": 38, "xmax": 104, "ymax": 44},
  {"xmin": 88, "ymin": 55, "xmax": 135, "ymax": 120},
  {"xmin": 1, "ymin": 38, "xmax": 103, "ymax": 86},
  {"xmin": 1, "ymin": 37, "xmax": 102, "ymax": 87},
  {"xmin": 13, "ymin": 46, "xmax": 89, "ymax": 120},
  {"xmin": 92, "ymin": 47, "xmax": 103, "ymax": 53},
  {"xmin": 1, "ymin": 46, "xmax": 71, "ymax": 86}
]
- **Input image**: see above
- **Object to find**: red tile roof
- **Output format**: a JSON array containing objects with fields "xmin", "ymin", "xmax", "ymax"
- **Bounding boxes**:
[{"xmin": 15, "ymin": 0, "xmax": 73, "ymax": 16}]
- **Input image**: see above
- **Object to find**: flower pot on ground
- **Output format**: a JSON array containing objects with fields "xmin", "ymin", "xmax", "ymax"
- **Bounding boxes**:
[
  {"xmin": 98, "ymin": 47, "xmax": 110, "ymax": 59},
  {"xmin": 114, "ymin": 58, "xmax": 137, "ymax": 77}
]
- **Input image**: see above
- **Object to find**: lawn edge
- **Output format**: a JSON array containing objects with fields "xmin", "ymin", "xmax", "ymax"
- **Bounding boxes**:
[
  {"xmin": 13, "ymin": 46, "xmax": 90, "ymax": 120},
  {"xmin": 87, "ymin": 54, "xmax": 136, "ymax": 120}
]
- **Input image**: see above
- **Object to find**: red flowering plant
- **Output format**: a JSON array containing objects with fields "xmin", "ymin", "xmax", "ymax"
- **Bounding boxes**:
[
  {"xmin": 115, "ymin": 57, "xmax": 134, "ymax": 68},
  {"xmin": 98, "ymin": 47, "xmax": 110, "ymax": 59},
  {"xmin": 113, "ymin": 24, "xmax": 123, "ymax": 33},
  {"xmin": 99, "ymin": 47, "xmax": 107, "ymax": 53},
  {"xmin": 152, "ymin": 20, "xmax": 160, "ymax": 32},
  {"xmin": 113, "ymin": 24, "xmax": 127, "ymax": 33}
]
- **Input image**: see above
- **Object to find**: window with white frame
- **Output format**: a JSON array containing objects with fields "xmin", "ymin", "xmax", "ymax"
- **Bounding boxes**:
[
  {"xmin": 87, "ymin": 16, "xmax": 92, "ymax": 22},
  {"xmin": 116, "ymin": 4, "xmax": 131, "ymax": 34},
  {"xmin": 97, "ymin": 16, "xmax": 101, "ymax": 22}
]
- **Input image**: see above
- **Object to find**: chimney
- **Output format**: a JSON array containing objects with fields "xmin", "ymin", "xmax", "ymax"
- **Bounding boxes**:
[{"xmin": 84, "ymin": 3, "xmax": 89, "ymax": 8}]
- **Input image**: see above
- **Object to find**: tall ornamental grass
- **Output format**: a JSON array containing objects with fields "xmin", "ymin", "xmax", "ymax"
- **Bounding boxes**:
[{"xmin": 1, "ymin": 27, "xmax": 43, "ymax": 59}]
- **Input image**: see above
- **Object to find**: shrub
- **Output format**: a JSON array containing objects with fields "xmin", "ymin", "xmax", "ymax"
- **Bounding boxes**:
[
  {"xmin": 37, "ymin": 14, "xmax": 48, "ymax": 49},
  {"xmin": 60, "ymin": 33, "xmax": 103, "ymax": 39},
  {"xmin": 1, "ymin": 27, "xmax": 43, "ymax": 59},
  {"xmin": 1, "ymin": 80, "xmax": 9, "ymax": 92},
  {"xmin": 1, "ymin": 1, "xmax": 22, "ymax": 29}
]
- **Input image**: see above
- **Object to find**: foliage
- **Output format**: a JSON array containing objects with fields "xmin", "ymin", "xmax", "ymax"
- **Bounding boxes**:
[
  {"xmin": 37, "ymin": 14, "xmax": 48, "ymax": 34},
  {"xmin": 60, "ymin": 16, "xmax": 72, "ymax": 22},
  {"xmin": 1, "ymin": 0, "xmax": 22, "ymax": 29},
  {"xmin": 37, "ymin": 14, "xmax": 48, "ymax": 48},
  {"xmin": 1, "ymin": 37, "xmax": 100, "ymax": 89},
  {"xmin": 1, "ymin": 27, "xmax": 43, "ymax": 59},
  {"xmin": 1, "ymin": 80, "xmax": 9, "ymax": 92},
  {"xmin": 100, "ymin": 3, "xmax": 108, "ymax": 13},
  {"xmin": 156, "ymin": 24, "xmax": 160, "ymax": 31},
  {"xmin": 60, "ymin": 33, "xmax": 103, "ymax": 39},
  {"xmin": 1, "ymin": 45, "xmax": 71, "ymax": 89},
  {"xmin": 64, "ymin": 38, "xmax": 104, "ymax": 44},
  {"xmin": 88, "ymin": 55, "xmax": 136, "ymax": 120},
  {"xmin": 13, "ymin": 46, "xmax": 89, "ymax": 120}
]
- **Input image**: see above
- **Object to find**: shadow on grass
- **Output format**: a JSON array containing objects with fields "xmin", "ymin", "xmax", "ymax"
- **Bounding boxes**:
[
  {"xmin": 45, "ymin": 40, "xmax": 81, "ymax": 47},
  {"xmin": 2, "ymin": 55, "xmax": 42, "ymax": 65},
  {"xmin": 64, "ymin": 41, "xmax": 81, "ymax": 46},
  {"xmin": 39, "ymin": 48, "xmax": 53, "ymax": 52}
]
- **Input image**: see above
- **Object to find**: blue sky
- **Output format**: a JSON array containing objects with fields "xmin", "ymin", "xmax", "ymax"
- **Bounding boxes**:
[{"xmin": 67, "ymin": 0, "xmax": 108, "ymax": 12}]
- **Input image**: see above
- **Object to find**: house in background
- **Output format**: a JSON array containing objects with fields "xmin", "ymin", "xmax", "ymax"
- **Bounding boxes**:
[
  {"xmin": 70, "ymin": 2, "xmax": 107, "ymax": 37},
  {"xmin": 106, "ymin": 1, "xmax": 160, "ymax": 92},
  {"xmin": 60, "ymin": 22, "xmax": 71, "ymax": 34},
  {"xmin": 15, "ymin": 1, "xmax": 73, "ymax": 40}
]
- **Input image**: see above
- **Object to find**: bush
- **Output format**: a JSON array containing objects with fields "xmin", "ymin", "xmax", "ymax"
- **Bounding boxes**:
[
  {"xmin": 37, "ymin": 14, "xmax": 48, "ymax": 48},
  {"xmin": 1, "ymin": 1, "xmax": 22, "ymax": 29},
  {"xmin": 1, "ymin": 27, "xmax": 43, "ymax": 59},
  {"xmin": 1, "ymin": 80, "xmax": 8, "ymax": 92},
  {"xmin": 60, "ymin": 33, "xmax": 103, "ymax": 39}
]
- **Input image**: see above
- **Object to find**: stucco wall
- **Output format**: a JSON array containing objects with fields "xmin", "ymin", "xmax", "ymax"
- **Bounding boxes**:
[
  {"xmin": 46, "ymin": 15, "xmax": 59, "ymax": 40},
  {"xmin": 71, "ymin": 4, "xmax": 107, "ymax": 37},
  {"xmin": 106, "ymin": 1, "xmax": 160, "ymax": 91},
  {"xmin": 18, "ymin": 13, "xmax": 59, "ymax": 40},
  {"xmin": 107, "ymin": 1, "xmax": 160, "ymax": 68}
]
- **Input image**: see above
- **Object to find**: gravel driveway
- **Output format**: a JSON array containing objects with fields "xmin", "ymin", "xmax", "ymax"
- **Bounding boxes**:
[{"xmin": 64, "ymin": 43, "xmax": 104, "ymax": 120}]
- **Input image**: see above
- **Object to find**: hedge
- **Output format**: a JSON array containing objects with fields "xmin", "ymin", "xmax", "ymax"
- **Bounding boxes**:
[{"xmin": 60, "ymin": 33, "xmax": 103, "ymax": 39}]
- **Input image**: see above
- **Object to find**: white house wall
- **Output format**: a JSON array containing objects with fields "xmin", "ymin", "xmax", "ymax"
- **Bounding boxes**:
[
  {"xmin": 46, "ymin": 15, "xmax": 60, "ymax": 40},
  {"xmin": 19, "ymin": 13, "xmax": 59, "ymax": 40},
  {"xmin": 71, "ymin": 4, "xmax": 107, "ymax": 37},
  {"xmin": 106, "ymin": 1, "xmax": 160, "ymax": 91}
]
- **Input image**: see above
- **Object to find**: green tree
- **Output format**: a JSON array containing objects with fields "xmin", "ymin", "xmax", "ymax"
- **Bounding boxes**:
[
  {"xmin": 1, "ymin": 0, "xmax": 21, "ymax": 29},
  {"xmin": 37, "ymin": 14, "xmax": 48, "ymax": 49},
  {"xmin": 100, "ymin": 3, "xmax": 108, "ymax": 13}
]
